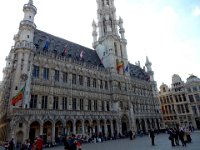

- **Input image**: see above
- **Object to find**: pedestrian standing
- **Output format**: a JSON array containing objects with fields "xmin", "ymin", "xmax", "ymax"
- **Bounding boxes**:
[
  {"xmin": 149, "ymin": 129, "xmax": 155, "ymax": 146},
  {"xmin": 129, "ymin": 130, "xmax": 133, "ymax": 140},
  {"xmin": 8, "ymin": 138, "xmax": 14, "ymax": 150},
  {"xmin": 63, "ymin": 136, "xmax": 70, "ymax": 150},
  {"xmin": 174, "ymin": 128, "xmax": 179, "ymax": 146},
  {"xmin": 179, "ymin": 129, "xmax": 186, "ymax": 147}
]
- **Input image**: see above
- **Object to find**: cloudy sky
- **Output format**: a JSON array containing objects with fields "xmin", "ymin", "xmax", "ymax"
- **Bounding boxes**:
[{"xmin": 0, "ymin": 0, "xmax": 200, "ymax": 88}]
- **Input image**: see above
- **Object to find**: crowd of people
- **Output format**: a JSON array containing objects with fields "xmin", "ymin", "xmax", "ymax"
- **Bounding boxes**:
[
  {"xmin": 168, "ymin": 127, "xmax": 192, "ymax": 147},
  {"xmin": 3, "ymin": 126, "xmax": 195, "ymax": 150}
]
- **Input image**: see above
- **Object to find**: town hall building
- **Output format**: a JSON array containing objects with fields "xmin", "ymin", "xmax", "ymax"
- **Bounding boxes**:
[{"xmin": 0, "ymin": 0, "xmax": 163, "ymax": 144}]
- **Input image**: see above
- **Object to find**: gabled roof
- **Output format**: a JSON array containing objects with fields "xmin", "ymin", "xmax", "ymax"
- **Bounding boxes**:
[{"xmin": 33, "ymin": 29, "xmax": 149, "ymax": 82}]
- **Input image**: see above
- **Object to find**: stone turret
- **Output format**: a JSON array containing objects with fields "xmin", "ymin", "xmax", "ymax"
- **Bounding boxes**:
[
  {"xmin": 11, "ymin": 0, "xmax": 37, "ymax": 107},
  {"xmin": 94, "ymin": 0, "xmax": 128, "ymax": 75}
]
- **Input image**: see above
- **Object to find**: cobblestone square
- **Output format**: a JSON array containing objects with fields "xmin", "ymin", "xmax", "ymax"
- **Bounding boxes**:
[{"xmin": 47, "ymin": 131, "xmax": 200, "ymax": 150}]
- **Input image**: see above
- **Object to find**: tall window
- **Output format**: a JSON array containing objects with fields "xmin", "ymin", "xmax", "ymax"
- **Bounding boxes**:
[
  {"xmin": 42, "ymin": 96, "xmax": 48, "ymax": 109},
  {"xmin": 88, "ymin": 100, "xmax": 92, "ymax": 111},
  {"xmin": 72, "ymin": 98, "xmax": 76, "ymax": 110},
  {"xmin": 43, "ymin": 68, "xmax": 49, "ymax": 80},
  {"xmin": 79, "ymin": 75, "xmax": 83, "ymax": 86},
  {"xmin": 33, "ymin": 65, "xmax": 39, "ymax": 78},
  {"xmin": 120, "ymin": 45, "xmax": 123, "ymax": 58},
  {"xmin": 105, "ymin": 81, "xmax": 108, "ymax": 90},
  {"xmin": 114, "ymin": 42, "xmax": 117, "ymax": 56},
  {"xmin": 188, "ymin": 95, "xmax": 194, "ymax": 102},
  {"xmin": 100, "ymin": 80, "xmax": 103, "ymax": 89},
  {"xmin": 106, "ymin": 0, "xmax": 109, "ymax": 5},
  {"xmin": 62, "ymin": 97, "xmax": 67, "ymax": 110},
  {"xmin": 80, "ymin": 99, "xmax": 84, "ymax": 110},
  {"xmin": 55, "ymin": 70, "xmax": 59, "ymax": 82},
  {"xmin": 87, "ymin": 77, "xmax": 90, "ymax": 87},
  {"xmin": 93, "ymin": 78, "xmax": 96, "ymax": 88},
  {"xmin": 30, "ymin": 95, "xmax": 37, "ymax": 108},
  {"xmin": 63, "ymin": 72, "xmax": 68, "ymax": 83},
  {"xmin": 195, "ymin": 94, "xmax": 200, "ymax": 101},
  {"xmin": 72, "ymin": 74, "xmax": 76, "ymax": 84},
  {"xmin": 107, "ymin": 101, "xmax": 110, "ymax": 111},
  {"xmin": 94, "ymin": 100, "xmax": 98, "ymax": 111},
  {"xmin": 102, "ymin": 101, "xmax": 105, "ymax": 111},
  {"xmin": 53, "ymin": 96, "xmax": 59, "ymax": 109}
]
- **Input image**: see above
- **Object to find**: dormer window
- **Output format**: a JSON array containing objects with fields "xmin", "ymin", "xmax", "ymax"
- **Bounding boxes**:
[
  {"xmin": 106, "ymin": 0, "xmax": 109, "ymax": 5},
  {"xmin": 27, "ymin": 35, "xmax": 29, "ymax": 38},
  {"xmin": 29, "ymin": 16, "xmax": 31, "ymax": 19}
]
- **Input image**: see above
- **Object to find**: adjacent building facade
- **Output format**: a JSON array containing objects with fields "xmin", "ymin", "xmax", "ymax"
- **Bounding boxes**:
[
  {"xmin": 159, "ymin": 74, "xmax": 200, "ymax": 129},
  {"xmin": 0, "ymin": 0, "xmax": 163, "ymax": 144}
]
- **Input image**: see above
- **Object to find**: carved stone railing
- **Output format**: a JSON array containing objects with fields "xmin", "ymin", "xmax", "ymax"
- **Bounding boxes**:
[
  {"xmin": 20, "ymin": 20, "xmax": 36, "ymax": 29},
  {"xmin": 15, "ymin": 40, "xmax": 36, "ymax": 51},
  {"xmin": 11, "ymin": 108, "xmax": 117, "ymax": 117}
]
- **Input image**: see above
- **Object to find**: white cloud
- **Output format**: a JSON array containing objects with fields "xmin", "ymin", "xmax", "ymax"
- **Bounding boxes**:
[{"xmin": 193, "ymin": 6, "xmax": 200, "ymax": 16}]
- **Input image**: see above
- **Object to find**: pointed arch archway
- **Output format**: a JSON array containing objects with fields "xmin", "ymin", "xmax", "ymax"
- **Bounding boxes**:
[
  {"xmin": 121, "ymin": 114, "xmax": 129, "ymax": 135},
  {"xmin": 29, "ymin": 121, "xmax": 40, "ymax": 143},
  {"xmin": 16, "ymin": 131, "xmax": 24, "ymax": 144}
]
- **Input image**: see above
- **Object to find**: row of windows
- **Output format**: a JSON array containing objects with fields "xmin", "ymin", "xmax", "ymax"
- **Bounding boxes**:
[
  {"xmin": 160, "ymin": 94, "xmax": 186, "ymax": 104},
  {"xmin": 187, "ymin": 86, "xmax": 200, "ymax": 93},
  {"xmin": 188, "ymin": 93, "xmax": 200, "ymax": 102},
  {"xmin": 30, "ymin": 95, "xmax": 110, "ymax": 111},
  {"xmin": 33, "ymin": 65, "xmax": 109, "ymax": 89}
]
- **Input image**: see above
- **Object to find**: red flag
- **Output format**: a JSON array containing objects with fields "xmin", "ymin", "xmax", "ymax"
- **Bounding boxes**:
[{"xmin": 11, "ymin": 85, "xmax": 25, "ymax": 106}]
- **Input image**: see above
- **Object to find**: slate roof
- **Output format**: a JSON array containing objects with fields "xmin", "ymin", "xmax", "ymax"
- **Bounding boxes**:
[{"xmin": 33, "ymin": 29, "xmax": 149, "ymax": 82}]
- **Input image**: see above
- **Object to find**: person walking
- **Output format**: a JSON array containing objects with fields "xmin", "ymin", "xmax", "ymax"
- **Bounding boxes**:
[
  {"xmin": 63, "ymin": 136, "xmax": 70, "ymax": 150},
  {"xmin": 8, "ymin": 138, "xmax": 15, "ymax": 150},
  {"xmin": 174, "ymin": 128, "xmax": 179, "ymax": 146},
  {"xmin": 149, "ymin": 129, "xmax": 155, "ymax": 146},
  {"xmin": 168, "ymin": 129, "xmax": 175, "ymax": 147}
]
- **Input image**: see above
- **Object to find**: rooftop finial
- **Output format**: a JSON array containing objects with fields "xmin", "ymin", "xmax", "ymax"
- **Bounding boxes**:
[{"xmin": 28, "ymin": 0, "xmax": 33, "ymax": 5}]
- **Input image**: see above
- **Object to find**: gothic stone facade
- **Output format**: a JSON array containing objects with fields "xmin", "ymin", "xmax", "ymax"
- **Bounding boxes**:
[{"xmin": 0, "ymin": 0, "xmax": 162, "ymax": 144}]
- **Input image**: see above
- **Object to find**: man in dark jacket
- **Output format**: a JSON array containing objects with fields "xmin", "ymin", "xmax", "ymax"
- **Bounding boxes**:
[{"xmin": 149, "ymin": 129, "xmax": 155, "ymax": 146}]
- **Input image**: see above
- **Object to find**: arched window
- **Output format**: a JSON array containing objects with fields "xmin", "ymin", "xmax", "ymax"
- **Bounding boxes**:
[
  {"xmin": 114, "ymin": 42, "xmax": 117, "ymax": 55},
  {"xmin": 103, "ymin": 18, "xmax": 106, "ymax": 34},
  {"xmin": 102, "ymin": 0, "xmax": 104, "ymax": 6},
  {"xmin": 106, "ymin": 0, "xmax": 109, "ymax": 5},
  {"xmin": 120, "ymin": 45, "xmax": 123, "ymax": 57}
]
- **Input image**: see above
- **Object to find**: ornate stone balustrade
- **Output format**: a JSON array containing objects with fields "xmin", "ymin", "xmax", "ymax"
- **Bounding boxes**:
[
  {"xmin": 11, "ymin": 108, "xmax": 117, "ymax": 117},
  {"xmin": 20, "ymin": 20, "xmax": 36, "ymax": 29},
  {"xmin": 15, "ymin": 40, "xmax": 36, "ymax": 51}
]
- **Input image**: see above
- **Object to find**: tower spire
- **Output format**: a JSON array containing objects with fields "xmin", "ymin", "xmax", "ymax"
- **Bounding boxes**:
[
  {"xmin": 94, "ymin": 0, "xmax": 128, "ymax": 75},
  {"xmin": 28, "ymin": 0, "xmax": 33, "ymax": 5}
]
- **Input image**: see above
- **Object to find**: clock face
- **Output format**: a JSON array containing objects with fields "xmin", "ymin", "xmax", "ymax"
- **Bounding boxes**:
[{"xmin": 21, "ymin": 73, "xmax": 28, "ymax": 81}]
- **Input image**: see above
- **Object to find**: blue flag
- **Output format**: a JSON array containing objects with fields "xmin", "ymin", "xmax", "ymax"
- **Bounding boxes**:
[{"xmin": 124, "ymin": 65, "xmax": 129, "ymax": 73}]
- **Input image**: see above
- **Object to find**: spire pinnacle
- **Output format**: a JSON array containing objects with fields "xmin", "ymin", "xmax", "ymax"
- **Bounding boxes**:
[{"xmin": 28, "ymin": 0, "xmax": 33, "ymax": 5}]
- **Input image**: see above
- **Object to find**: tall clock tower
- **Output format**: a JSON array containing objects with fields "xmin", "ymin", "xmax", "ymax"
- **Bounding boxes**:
[
  {"xmin": 92, "ymin": 0, "xmax": 128, "ymax": 75},
  {"xmin": 11, "ymin": 0, "xmax": 37, "ymax": 107}
]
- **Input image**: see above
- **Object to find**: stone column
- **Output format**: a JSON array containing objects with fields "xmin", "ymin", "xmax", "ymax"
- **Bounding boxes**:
[
  {"xmin": 144, "ymin": 119, "xmax": 148, "ymax": 132},
  {"xmin": 73, "ymin": 119, "xmax": 76, "ymax": 135},
  {"xmin": 40, "ymin": 125, "xmax": 43, "ymax": 136},
  {"xmin": 52, "ymin": 122, "xmax": 55, "ymax": 144},
  {"xmin": 104, "ymin": 120, "xmax": 108, "ymax": 137},
  {"xmin": 98, "ymin": 121, "xmax": 102, "ymax": 133},
  {"xmin": 82, "ymin": 120, "xmax": 85, "ymax": 135},
  {"xmin": 110, "ymin": 121, "xmax": 114, "ymax": 137}
]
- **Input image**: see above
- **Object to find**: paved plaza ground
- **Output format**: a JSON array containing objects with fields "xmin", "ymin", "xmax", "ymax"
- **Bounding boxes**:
[
  {"xmin": 49, "ymin": 131, "xmax": 200, "ymax": 150},
  {"xmin": 0, "ymin": 131, "xmax": 199, "ymax": 150}
]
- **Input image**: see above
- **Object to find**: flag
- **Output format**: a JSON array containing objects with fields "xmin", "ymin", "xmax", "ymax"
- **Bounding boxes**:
[
  {"xmin": 11, "ymin": 85, "xmax": 25, "ymax": 106},
  {"xmin": 63, "ymin": 45, "xmax": 67, "ymax": 56},
  {"xmin": 43, "ymin": 40, "xmax": 49, "ymax": 50},
  {"xmin": 124, "ymin": 65, "xmax": 129, "ymax": 73},
  {"xmin": 80, "ymin": 50, "xmax": 84, "ymax": 60}
]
